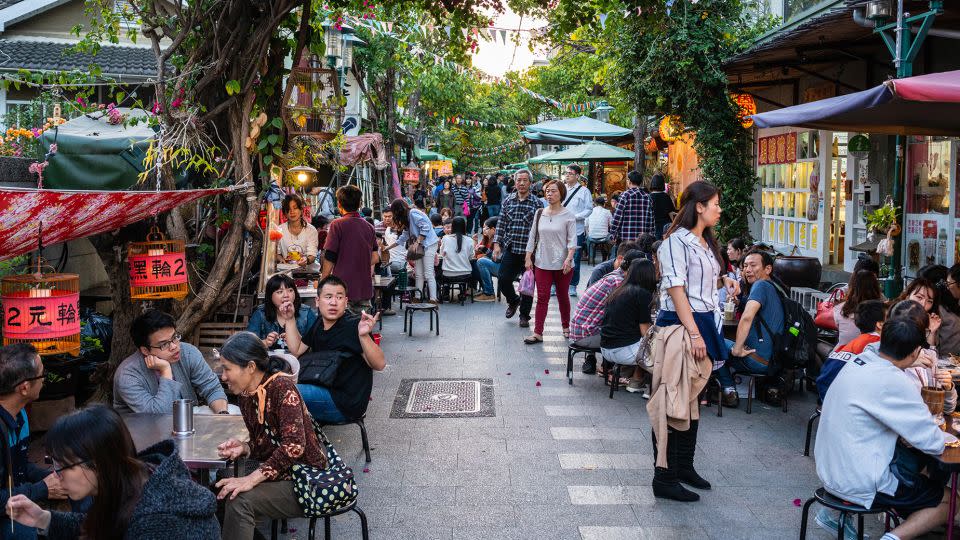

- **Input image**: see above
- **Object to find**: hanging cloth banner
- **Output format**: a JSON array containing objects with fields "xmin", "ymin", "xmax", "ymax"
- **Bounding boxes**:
[
  {"xmin": 0, "ymin": 186, "xmax": 236, "ymax": 261},
  {"xmin": 463, "ymin": 140, "xmax": 525, "ymax": 158}
]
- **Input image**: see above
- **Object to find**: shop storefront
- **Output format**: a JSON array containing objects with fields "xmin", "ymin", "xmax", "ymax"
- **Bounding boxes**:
[
  {"xmin": 757, "ymin": 127, "xmax": 846, "ymax": 267},
  {"xmin": 902, "ymin": 135, "xmax": 959, "ymax": 279}
]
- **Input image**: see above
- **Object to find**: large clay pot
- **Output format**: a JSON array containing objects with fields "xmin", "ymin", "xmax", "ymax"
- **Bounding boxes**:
[{"xmin": 773, "ymin": 256, "xmax": 822, "ymax": 290}]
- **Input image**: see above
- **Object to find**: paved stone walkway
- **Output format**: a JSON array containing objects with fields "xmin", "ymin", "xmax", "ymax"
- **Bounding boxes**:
[{"xmin": 283, "ymin": 269, "xmax": 886, "ymax": 540}]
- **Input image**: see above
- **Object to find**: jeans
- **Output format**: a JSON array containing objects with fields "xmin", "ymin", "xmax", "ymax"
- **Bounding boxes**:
[
  {"xmin": 571, "ymin": 232, "xmax": 586, "ymax": 288},
  {"xmin": 476, "ymin": 256, "xmax": 500, "ymax": 295},
  {"xmin": 486, "ymin": 204, "xmax": 501, "ymax": 218},
  {"xmin": 297, "ymin": 383, "xmax": 348, "ymax": 423},
  {"xmin": 714, "ymin": 339, "xmax": 770, "ymax": 388},
  {"xmin": 414, "ymin": 242, "xmax": 439, "ymax": 301},
  {"xmin": 498, "ymin": 250, "xmax": 532, "ymax": 319},
  {"xmin": 533, "ymin": 266, "xmax": 574, "ymax": 335}
]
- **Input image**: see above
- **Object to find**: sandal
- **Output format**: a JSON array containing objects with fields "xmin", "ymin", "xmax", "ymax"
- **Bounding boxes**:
[{"xmin": 523, "ymin": 335, "xmax": 543, "ymax": 345}]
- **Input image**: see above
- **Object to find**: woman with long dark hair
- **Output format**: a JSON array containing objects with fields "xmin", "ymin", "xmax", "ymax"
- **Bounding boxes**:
[
  {"xmin": 247, "ymin": 273, "xmax": 317, "ymax": 351},
  {"xmin": 385, "ymin": 198, "xmax": 440, "ymax": 303},
  {"xmin": 832, "ymin": 270, "xmax": 885, "ymax": 348},
  {"xmin": 917, "ymin": 264, "xmax": 960, "ymax": 354},
  {"xmin": 600, "ymin": 259, "xmax": 658, "ymax": 391},
  {"xmin": 651, "ymin": 181, "xmax": 739, "ymax": 503},
  {"xmin": 6, "ymin": 405, "xmax": 220, "ymax": 539},
  {"xmin": 214, "ymin": 332, "xmax": 328, "ymax": 539},
  {"xmin": 279, "ymin": 193, "xmax": 318, "ymax": 267},
  {"xmin": 895, "ymin": 277, "xmax": 944, "ymax": 351},
  {"xmin": 440, "ymin": 216, "xmax": 475, "ymax": 280}
]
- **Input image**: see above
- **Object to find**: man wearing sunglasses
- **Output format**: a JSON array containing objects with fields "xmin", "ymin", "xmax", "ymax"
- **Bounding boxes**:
[
  {"xmin": 0, "ymin": 344, "xmax": 67, "ymax": 539},
  {"xmin": 114, "ymin": 310, "xmax": 230, "ymax": 415}
]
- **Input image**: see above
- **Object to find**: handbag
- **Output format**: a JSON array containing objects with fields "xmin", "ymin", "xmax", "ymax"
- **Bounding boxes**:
[
  {"xmin": 262, "ymin": 412, "xmax": 359, "ymax": 517},
  {"xmin": 297, "ymin": 350, "xmax": 353, "ymax": 388},
  {"xmin": 636, "ymin": 325, "xmax": 660, "ymax": 371},
  {"xmin": 518, "ymin": 269, "xmax": 536, "ymax": 297},
  {"xmin": 406, "ymin": 241, "xmax": 425, "ymax": 261},
  {"xmin": 814, "ymin": 288, "xmax": 845, "ymax": 331},
  {"xmin": 529, "ymin": 209, "xmax": 543, "ymax": 264},
  {"xmin": 462, "ymin": 200, "xmax": 471, "ymax": 217}
]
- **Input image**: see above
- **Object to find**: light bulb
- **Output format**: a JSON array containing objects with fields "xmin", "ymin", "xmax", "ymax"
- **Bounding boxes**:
[{"xmin": 297, "ymin": 172, "xmax": 308, "ymax": 183}]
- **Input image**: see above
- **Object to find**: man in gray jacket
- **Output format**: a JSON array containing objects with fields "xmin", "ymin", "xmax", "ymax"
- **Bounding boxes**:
[
  {"xmin": 113, "ymin": 310, "xmax": 229, "ymax": 415},
  {"xmin": 816, "ymin": 319, "xmax": 953, "ymax": 540}
]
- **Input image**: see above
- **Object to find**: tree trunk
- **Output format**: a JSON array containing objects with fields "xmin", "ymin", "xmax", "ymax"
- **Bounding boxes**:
[{"xmin": 633, "ymin": 112, "xmax": 646, "ymax": 173}]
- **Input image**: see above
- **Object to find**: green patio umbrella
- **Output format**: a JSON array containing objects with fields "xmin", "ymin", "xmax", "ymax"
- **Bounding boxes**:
[{"xmin": 542, "ymin": 140, "xmax": 634, "ymax": 161}]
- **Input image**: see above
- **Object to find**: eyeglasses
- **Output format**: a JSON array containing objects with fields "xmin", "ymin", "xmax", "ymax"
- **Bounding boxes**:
[
  {"xmin": 148, "ymin": 333, "xmax": 182, "ymax": 352},
  {"xmin": 948, "ymin": 280, "xmax": 958, "ymax": 288},
  {"xmin": 51, "ymin": 459, "xmax": 90, "ymax": 478},
  {"xmin": 13, "ymin": 374, "xmax": 44, "ymax": 386}
]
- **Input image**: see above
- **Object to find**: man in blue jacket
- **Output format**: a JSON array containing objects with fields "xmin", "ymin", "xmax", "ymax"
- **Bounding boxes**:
[{"xmin": 0, "ymin": 344, "xmax": 66, "ymax": 539}]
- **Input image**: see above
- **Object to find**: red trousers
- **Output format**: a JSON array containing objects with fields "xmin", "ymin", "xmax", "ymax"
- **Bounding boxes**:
[{"xmin": 533, "ymin": 266, "xmax": 574, "ymax": 335}]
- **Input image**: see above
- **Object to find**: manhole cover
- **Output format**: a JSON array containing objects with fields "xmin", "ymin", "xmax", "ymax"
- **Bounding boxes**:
[{"xmin": 391, "ymin": 378, "xmax": 495, "ymax": 419}]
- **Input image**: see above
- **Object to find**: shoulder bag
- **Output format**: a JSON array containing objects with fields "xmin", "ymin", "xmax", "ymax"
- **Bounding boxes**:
[
  {"xmin": 530, "ymin": 209, "xmax": 543, "ymax": 264},
  {"xmin": 262, "ymin": 413, "xmax": 358, "ymax": 517},
  {"xmin": 297, "ymin": 350, "xmax": 355, "ymax": 388},
  {"xmin": 814, "ymin": 288, "xmax": 844, "ymax": 330}
]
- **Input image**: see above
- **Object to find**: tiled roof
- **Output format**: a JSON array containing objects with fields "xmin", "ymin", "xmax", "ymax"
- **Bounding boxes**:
[
  {"xmin": 0, "ymin": 39, "xmax": 157, "ymax": 78},
  {"xmin": 0, "ymin": 0, "xmax": 27, "ymax": 10}
]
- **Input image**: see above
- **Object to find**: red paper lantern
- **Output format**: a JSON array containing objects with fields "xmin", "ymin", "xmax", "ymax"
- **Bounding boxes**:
[
  {"xmin": 2, "ymin": 262, "xmax": 80, "ymax": 357},
  {"xmin": 128, "ymin": 227, "xmax": 189, "ymax": 301},
  {"xmin": 644, "ymin": 137, "xmax": 659, "ymax": 154},
  {"xmin": 732, "ymin": 93, "xmax": 757, "ymax": 129}
]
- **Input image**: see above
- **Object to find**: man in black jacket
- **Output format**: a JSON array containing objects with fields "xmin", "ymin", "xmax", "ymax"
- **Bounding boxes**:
[{"xmin": 0, "ymin": 344, "xmax": 66, "ymax": 539}]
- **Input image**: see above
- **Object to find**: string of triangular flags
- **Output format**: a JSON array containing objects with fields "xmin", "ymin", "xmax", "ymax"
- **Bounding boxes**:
[
  {"xmin": 344, "ymin": 14, "xmax": 605, "ymax": 113},
  {"xmin": 431, "ymin": 112, "xmax": 517, "ymax": 130},
  {"xmin": 462, "ymin": 140, "xmax": 525, "ymax": 158}
]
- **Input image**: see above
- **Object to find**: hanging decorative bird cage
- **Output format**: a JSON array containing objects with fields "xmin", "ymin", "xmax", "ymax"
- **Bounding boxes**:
[
  {"xmin": 731, "ymin": 93, "xmax": 757, "ymax": 129},
  {"xmin": 128, "ymin": 226, "xmax": 189, "ymax": 301},
  {"xmin": 1, "ymin": 259, "xmax": 80, "ymax": 357},
  {"xmin": 281, "ymin": 55, "xmax": 343, "ymax": 141}
]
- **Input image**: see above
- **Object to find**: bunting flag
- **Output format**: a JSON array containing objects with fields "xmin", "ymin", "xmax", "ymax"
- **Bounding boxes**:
[
  {"xmin": 344, "ymin": 14, "xmax": 607, "ymax": 113},
  {"xmin": 462, "ymin": 140, "xmax": 525, "ymax": 158},
  {"xmin": 438, "ymin": 113, "xmax": 517, "ymax": 130}
]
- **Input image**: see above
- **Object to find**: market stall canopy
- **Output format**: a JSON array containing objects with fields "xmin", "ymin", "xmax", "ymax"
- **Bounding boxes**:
[
  {"xmin": 339, "ymin": 133, "xmax": 389, "ymax": 169},
  {"xmin": 543, "ymin": 140, "xmax": 635, "ymax": 162},
  {"xmin": 524, "ymin": 116, "xmax": 632, "ymax": 139},
  {"xmin": 40, "ymin": 108, "xmax": 155, "ymax": 190},
  {"xmin": 413, "ymin": 147, "xmax": 457, "ymax": 165},
  {"xmin": 0, "ymin": 186, "xmax": 236, "ymax": 261},
  {"xmin": 521, "ymin": 130, "xmax": 586, "ymax": 145},
  {"xmin": 529, "ymin": 150, "xmax": 564, "ymax": 164},
  {"xmin": 504, "ymin": 162, "xmax": 527, "ymax": 170},
  {"xmin": 750, "ymin": 70, "xmax": 960, "ymax": 136}
]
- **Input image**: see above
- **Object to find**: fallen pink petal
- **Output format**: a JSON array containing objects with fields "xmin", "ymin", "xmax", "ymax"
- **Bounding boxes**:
[
  {"xmin": 535, "ymin": 381, "xmax": 542, "ymax": 387},
  {"xmin": 793, "ymin": 498, "xmax": 802, "ymax": 507},
  {"xmin": 362, "ymin": 468, "xmax": 370, "ymax": 473},
  {"xmin": 544, "ymin": 369, "xmax": 550, "ymax": 374}
]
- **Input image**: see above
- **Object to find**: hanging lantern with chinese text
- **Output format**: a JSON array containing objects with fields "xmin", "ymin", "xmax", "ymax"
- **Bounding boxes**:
[
  {"xmin": 128, "ymin": 226, "xmax": 189, "ymax": 301},
  {"xmin": 659, "ymin": 116, "xmax": 684, "ymax": 143},
  {"xmin": 732, "ymin": 93, "xmax": 757, "ymax": 129},
  {"xmin": 1, "ymin": 260, "xmax": 80, "ymax": 357}
]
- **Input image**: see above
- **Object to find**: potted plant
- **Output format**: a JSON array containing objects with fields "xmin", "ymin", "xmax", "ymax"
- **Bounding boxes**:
[{"xmin": 865, "ymin": 199, "xmax": 901, "ymax": 238}]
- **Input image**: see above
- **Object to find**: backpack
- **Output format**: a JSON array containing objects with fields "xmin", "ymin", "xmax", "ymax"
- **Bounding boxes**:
[{"xmin": 755, "ymin": 283, "xmax": 818, "ymax": 375}]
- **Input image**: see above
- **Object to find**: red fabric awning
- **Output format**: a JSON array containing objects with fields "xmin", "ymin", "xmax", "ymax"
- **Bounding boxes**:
[
  {"xmin": 0, "ymin": 187, "xmax": 233, "ymax": 261},
  {"xmin": 891, "ymin": 70, "xmax": 960, "ymax": 103}
]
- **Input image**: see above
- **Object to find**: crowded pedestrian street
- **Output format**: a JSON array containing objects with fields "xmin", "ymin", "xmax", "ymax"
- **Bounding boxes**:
[{"xmin": 311, "ymin": 280, "xmax": 825, "ymax": 540}]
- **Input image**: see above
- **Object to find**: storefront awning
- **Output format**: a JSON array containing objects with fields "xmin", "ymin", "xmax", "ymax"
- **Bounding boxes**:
[
  {"xmin": 750, "ymin": 70, "xmax": 960, "ymax": 136},
  {"xmin": 0, "ymin": 186, "xmax": 236, "ymax": 261}
]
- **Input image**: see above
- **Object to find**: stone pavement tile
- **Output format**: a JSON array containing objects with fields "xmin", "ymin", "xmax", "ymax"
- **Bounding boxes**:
[
  {"xmin": 450, "ymin": 467, "xmax": 513, "ymax": 487},
  {"xmin": 567, "ymin": 485, "xmax": 656, "ymax": 505},
  {"xmin": 413, "ymin": 437, "xmax": 506, "ymax": 455},
  {"xmin": 552, "ymin": 427, "xmax": 647, "ymax": 440},
  {"xmin": 559, "ymin": 453, "xmax": 647, "ymax": 469},
  {"xmin": 367, "ymin": 526, "xmax": 452, "ymax": 540},
  {"xmin": 544, "ymin": 405, "xmax": 632, "ymax": 417},
  {"xmin": 399, "ymin": 467, "xmax": 460, "ymax": 486},
  {"xmin": 506, "ymin": 437, "xmax": 606, "ymax": 454},
  {"xmin": 393, "ymin": 504, "xmax": 517, "ymax": 528},
  {"xmin": 616, "ymin": 470, "xmax": 654, "ymax": 486},
  {"xmin": 539, "ymin": 386, "xmax": 582, "ymax": 397},
  {"xmin": 455, "ymin": 484, "xmax": 570, "ymax": 505},
  {"xmin": 450, "ymin": 527, "xmax": 528, "ymax": 540},
  {"xmin": 579, "ymin": 526, "xmax": 709, "ymax": 540},
  {"xmin": 600, "ymin": 439, "xmax": 651, "ymax": 454},
  {"xmin": 514, "ymin": 503, "xmax": 641, "ymax": 529},
  {"xmin": 717, "ymin": 466, "xmax": 821, "ymax": 488},
  {"xmin": 705, "ymin": 527, "xmax": 798, "ymax": 540}
]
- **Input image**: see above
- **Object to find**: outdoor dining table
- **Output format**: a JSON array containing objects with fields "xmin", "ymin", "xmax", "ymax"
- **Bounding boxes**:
[
  {"xmin": 121, "ymin": 412, "xmax": 249, "ymax": 485},
  {"xmin": 372, "ymin": 275, "xmax": 397, "ymax": 328}
]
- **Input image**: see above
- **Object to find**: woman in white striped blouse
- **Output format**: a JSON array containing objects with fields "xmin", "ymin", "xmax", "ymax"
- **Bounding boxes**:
[{"xmin": 652, "ymin": 181, "xmax": 739, "ymax": 503}]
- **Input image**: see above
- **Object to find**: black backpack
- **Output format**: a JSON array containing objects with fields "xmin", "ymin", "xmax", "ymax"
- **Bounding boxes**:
[{"xmin": 754, "ymin": 283, "xmax": 818, "ymax": 375}]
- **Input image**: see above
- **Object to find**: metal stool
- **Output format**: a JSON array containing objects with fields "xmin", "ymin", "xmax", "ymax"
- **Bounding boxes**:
[
  {"xmin": 605, "ymin": 361, "xmax": 623, "ymax": 399},
  {"xmin": 734, "ymin": 372, "xmax": 788, "ymax": 414},
  {"xmin": 799, "ymin": 487, "xmax": 899, "ymax": 540},
  {"xmin": 804, "ymin": 405, "xmax": 821, "ymax": 457},
  {"xmin": 699, "ymin": 375, "xmax": 723, "ymax": 417},
  {"xmin": 270, "ymin": 501, "xmax": 370, "ymax": 540},
  {"xmin": 566, "ymin": 343, "xmax": 600, "ymax": 385},
  {"xmin": 403, "ymin": 303, "xmax": 439, "ymax": 336},
  {"xmin": 320, "ymin": 415, "xmax": 371, "ymax": 463},
  {"xmin": 439, "ymin": 277, "xmax": 474, "ymax": 305}
]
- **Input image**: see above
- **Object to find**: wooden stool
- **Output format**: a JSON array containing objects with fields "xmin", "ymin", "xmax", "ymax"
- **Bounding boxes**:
[{"xmin": 403, "ymin": 303, "xmax": 439, "ymax": 337}]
